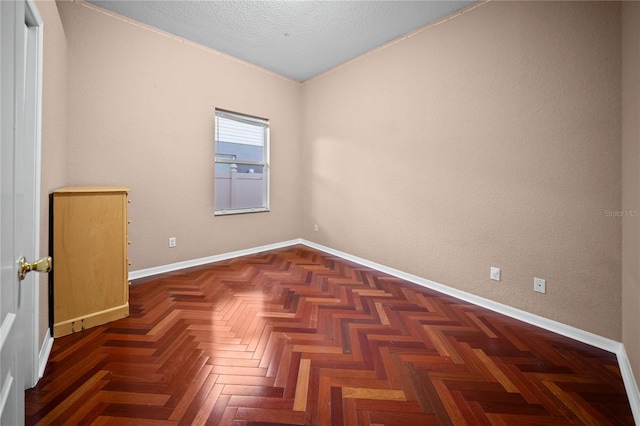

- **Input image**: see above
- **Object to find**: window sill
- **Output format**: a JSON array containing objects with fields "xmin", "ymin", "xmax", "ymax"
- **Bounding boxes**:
[{"xmin": 215, "ymin": 208, "xmax": 270, "ymax": 216}]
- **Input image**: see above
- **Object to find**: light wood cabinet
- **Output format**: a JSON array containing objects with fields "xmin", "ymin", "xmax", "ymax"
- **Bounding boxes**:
[{"xmin": 51, "ymin": 187, "xmax": 130, "ymax": 337}]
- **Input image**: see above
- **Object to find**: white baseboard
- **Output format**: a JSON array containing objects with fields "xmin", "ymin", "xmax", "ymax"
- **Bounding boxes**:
[
  {"xmin": 616, "ymin": 344, "xmax": 640, "ymax": 423},
  {"xmin": 301, "ymin": 240, "xmax": 620, "ymax": 352},
  {"xmin": 126, "ymin": 238, "xmax": 640, "ymax": 422},
  {"xmin": 128, "ymin": 239, "xmax": 303, "ymax": 280},
  {"xmin": 38, "ymin": 331, "xmax": 54, "ymax": 379}
]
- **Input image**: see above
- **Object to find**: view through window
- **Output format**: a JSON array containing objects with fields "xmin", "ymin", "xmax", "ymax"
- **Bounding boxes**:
[{"xmin": 214, "ymin": 109, "xmax": 269, "ymax": 214}]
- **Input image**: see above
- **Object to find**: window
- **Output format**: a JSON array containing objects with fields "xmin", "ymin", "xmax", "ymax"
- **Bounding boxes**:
[{"xmin": 214, "ymin": 109, "xmax": 269, "ymax": 215}]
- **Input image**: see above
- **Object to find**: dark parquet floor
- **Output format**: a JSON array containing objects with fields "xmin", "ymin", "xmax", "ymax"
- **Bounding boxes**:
[{"xmin": 25, "ymin": 245, "xmax": 634, "ymax": 425}]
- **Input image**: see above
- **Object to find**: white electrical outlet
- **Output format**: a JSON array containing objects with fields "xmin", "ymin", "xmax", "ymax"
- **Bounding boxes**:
[
  {"xmin": 314, "ymin": 224, "xmax": 318, "ymax": 232},
  {"xmin": 490, "ymin": 267, "xmax": 501, "ymax": 281},
  {"xmin": 169, "ymin": 237, "xmax": 176, "ymax": 248},
  {"xmin": 534, "ymin": 277, "xmax": 546, "ymax": 294}
]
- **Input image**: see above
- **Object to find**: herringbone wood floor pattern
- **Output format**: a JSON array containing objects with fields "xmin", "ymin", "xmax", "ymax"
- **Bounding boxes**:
[{"xmin": 26, "ymin": 246, "xmax": 633, "ymax": 425}]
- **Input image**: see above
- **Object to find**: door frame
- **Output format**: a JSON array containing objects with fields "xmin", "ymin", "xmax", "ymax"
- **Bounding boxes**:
[{"xmin": 23, "ymin": 0, "xmax": 44, "ymax": 389}]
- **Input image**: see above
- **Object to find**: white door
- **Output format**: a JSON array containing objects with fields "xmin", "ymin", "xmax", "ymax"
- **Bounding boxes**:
[{"xmin": 0, "ymin": 0, "xmax": 44, "ymax": 424}]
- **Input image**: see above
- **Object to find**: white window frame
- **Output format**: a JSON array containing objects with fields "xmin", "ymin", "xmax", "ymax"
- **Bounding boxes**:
[{"xmin": 214, "ymin": 109, "xmax": 270, "ymax": 215}]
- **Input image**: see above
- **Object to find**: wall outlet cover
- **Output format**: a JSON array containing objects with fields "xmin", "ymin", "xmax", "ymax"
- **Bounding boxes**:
[
  {"xmin": 490, "ymin": 267, "xmax": 501, "ymax": 281},
  {"xmin": 534, "ymin": 277, "xmax": 546, "ymax": 294}
]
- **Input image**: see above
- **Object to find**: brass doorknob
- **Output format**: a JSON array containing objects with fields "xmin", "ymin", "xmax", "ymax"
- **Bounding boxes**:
[{"xmin": 18, "ymin": 256, "xmax": 52, "ymax": 281}]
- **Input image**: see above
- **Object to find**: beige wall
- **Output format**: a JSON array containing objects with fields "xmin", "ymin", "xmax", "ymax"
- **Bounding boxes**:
[
  {"xmin": 41, "ymin": 1, "xmax": 630, "ymax": 355},
  {"xmin": 622, "ymin": 1, "xmax": 640, "ymax": 387},
  {"xmin": 302, "ymin": 1, "xmax": 622, "ymax": 340},
  {"xmin": 37, "ymin": 0, "xmax": 68, "ymax": 343},
  {"xmin": 56, "ymin": 2, "xmax": 303, "ymax": 272}
]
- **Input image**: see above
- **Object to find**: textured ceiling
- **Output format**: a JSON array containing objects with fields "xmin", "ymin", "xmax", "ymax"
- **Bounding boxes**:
[{"xmin": 86, "ymin": 0, "xmax": 474, "ymax": 82}]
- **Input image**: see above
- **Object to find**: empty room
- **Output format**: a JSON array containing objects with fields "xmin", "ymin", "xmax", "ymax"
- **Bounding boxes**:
[{"xmin": 1, "ymin": 0, "xmax": 638, "ymax": 424}]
